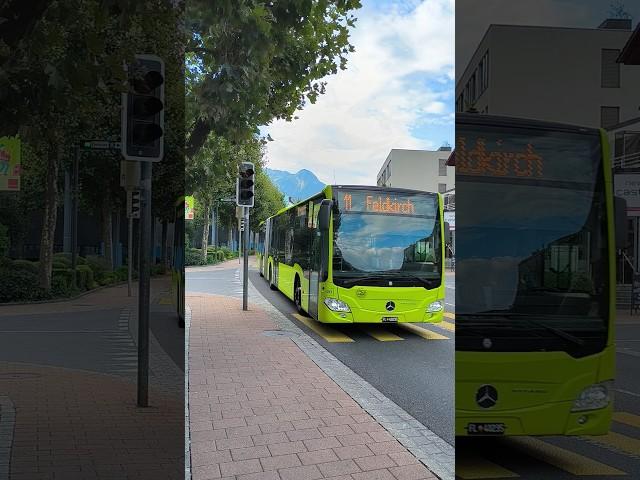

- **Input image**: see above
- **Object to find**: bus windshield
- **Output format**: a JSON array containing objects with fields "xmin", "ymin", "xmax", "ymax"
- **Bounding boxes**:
[
  {"xmin": 455, "ymin": 122, "xmax": 610, "ymax": 356},
  {"xmin": 332, "ymin": 188, "xmax": 441, "ymax": 287}
]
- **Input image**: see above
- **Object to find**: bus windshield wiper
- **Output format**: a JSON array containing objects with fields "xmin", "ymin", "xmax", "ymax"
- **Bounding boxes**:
[
  {"xmin": 340, "ymin": 274, "xmax": 394, "ymax": 286},
  {"xmin": 463, "ymin": 311, "xmax": 585, "ymax": 347}
]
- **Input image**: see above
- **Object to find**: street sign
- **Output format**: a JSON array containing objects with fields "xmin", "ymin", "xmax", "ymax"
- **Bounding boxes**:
[
  {"xmin": 185, "ymin": 196, "xmax": 195, "ymax": 220},
  {"xmin": 0, "ymin": 136, "xmax": 21, "ymax": 191},
  {"xmin": 83, "ymin": 141, "xmax": 121, "ymax": 150},
  {"xmin": 240, "ymin": 217, "xmax": 245, "ymax": 232}
]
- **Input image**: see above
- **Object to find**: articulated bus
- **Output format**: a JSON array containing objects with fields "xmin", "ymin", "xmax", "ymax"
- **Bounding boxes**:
[
  {"xmin": 455, "ymin": 113, "xmax": 626, "ymax": 437},
  {"xmin": 172, "ymin": 196, "xmax": 185, "ymax": 328},
  {"xmin": 257, "ymin": 185, "xmax": 449, "ymax": 323}
]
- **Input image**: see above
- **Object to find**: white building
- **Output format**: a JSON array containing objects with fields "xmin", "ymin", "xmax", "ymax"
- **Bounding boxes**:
[
  {"xmin": 376, "ymin": 147, "xmax": 455, "ymax": 194},
  {"xmin": 456, "ymin": 19, "xmax": 640, "ymax": 130}
]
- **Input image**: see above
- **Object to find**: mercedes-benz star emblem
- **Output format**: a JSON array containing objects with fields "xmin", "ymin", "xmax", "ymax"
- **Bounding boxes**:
[
  {"xmin": 476, "ymin": 385, "xmax": 498, "ymax": 409},
  {"xmin": 482, "ymin": 338, "xmax": 493, "ymax": 349},
  {"xmin": 385, "ymin": 301, "xmax": 395, "ymax": 312}
]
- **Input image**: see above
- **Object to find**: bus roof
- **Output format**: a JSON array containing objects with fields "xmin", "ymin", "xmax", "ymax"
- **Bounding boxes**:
[{"xmin": 457, "ymin": 113, "xmax": 602, "ymax": 136}]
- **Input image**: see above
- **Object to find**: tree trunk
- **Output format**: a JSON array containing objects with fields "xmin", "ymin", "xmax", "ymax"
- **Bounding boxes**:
[
  {"xmin": 161, "ymin": 219, "xmax": 168, "ymax": 270},
  {"xmin": 201, "ymin": 204, "xmax": 210, "ymax": 262},
  {"xmin": 38, "ymin": 144, "xmax": 60, "ymax": 291},
  {"xmin": 101, "ymin": 192, "xmax": 113, "ymax": 271}
]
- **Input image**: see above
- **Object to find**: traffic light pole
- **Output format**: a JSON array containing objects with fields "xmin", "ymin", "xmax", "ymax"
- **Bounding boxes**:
[
  {"xmin": 243, "ymin": 207, "xmax": 249, "ymax": 311},
  {"xmin": 137, "ymin": 162, "xmax": 152, "ymax": 407}
]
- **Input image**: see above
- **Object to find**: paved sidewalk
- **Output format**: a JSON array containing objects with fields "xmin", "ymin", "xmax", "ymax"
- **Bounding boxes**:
[
  {"xmin": 0, "ymin": 275, "xmax": 184, "ymax": 479},
  {"xmin": 187, "ymin": 293, "xmax": 438, "ymax": 480}
]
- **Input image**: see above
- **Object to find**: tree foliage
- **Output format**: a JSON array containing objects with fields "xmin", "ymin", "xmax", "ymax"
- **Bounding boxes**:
[{"xmin": 184, "ymin": 0, "xmax": 361, "ymax": 159}]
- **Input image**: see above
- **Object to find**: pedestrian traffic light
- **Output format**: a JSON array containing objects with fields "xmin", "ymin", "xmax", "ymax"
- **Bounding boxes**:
[
  {"xmin": 121, "ymin": 54, "xmax": 164, "ymax": 162},
  {"xmin": 127, "ymin": 190, "xmax": 141, "ymax": 219},
  {"xmin": 236, "ymin": 162, "xmax": 255, "ymax": 207}
]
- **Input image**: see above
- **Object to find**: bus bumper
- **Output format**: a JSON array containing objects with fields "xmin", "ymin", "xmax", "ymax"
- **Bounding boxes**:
[
  {"xmin": 456, "ymin": 403, "xmax": 612, "ymax": 436},
  {"xmin": 318, "ymin": 304, "xmax": 444, "ymax": 324}
]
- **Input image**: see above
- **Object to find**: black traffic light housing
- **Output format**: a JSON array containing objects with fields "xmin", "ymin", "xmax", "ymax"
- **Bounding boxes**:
[
  {"xmin": 122, "ymin": 54, "xmax": 165, "ymax": 162},
  {"xmin": 236, "ymin": 162, "xmax": 255, "ymax": 207}
]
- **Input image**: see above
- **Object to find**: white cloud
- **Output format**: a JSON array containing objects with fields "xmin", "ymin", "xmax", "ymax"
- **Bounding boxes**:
[{"xmin": 262, "ymin": 0, "xmax": 454, "ymax": 185}]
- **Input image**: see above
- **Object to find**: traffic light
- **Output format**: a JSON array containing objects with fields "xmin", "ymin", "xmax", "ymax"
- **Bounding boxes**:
[
  {"xmin": 122, "ymin": 54, "xmax": 164, "ymax": 162},
  {"xmin": 127, "ymin": 190, "xmax": 141, "ymax": 219},
  {"xmin": 236, "ymin": 162, "xmax": 255, "ymax": 207}
]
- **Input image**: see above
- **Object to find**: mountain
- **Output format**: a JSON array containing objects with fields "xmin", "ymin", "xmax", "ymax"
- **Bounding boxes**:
[{"xmin": 265, "ymin": 168, "xmax": 326, "ymax": 204}]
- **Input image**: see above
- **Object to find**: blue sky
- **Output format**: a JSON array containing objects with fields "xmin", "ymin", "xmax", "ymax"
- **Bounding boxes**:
[{"xmin": 261, "ymin": 0, "xmax": 455, "ymax": 185}]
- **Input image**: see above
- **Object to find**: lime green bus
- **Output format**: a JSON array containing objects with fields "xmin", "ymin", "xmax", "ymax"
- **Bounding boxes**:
[
  {"xmin": 257, "ymin": 185, "xmax": 449, "ymax": 323},
  {"xmin": 455, "ymin": 113, "xmax": 627, "ymax": 436}
]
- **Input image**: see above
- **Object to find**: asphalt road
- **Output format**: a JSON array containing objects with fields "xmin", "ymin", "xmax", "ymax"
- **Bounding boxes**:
[
  {"xmin": 0, "ymin": 297, "xmax": 184, "ymax": 377},
  {"xmin": 187, "ymin": 262, "xmax": 455, "ymax": 446}
]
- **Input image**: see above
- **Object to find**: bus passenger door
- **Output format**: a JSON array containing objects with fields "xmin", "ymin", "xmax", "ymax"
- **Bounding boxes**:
[{"xmin": 308, "ymin": 200, "xmax": 322, "ymax": 319}]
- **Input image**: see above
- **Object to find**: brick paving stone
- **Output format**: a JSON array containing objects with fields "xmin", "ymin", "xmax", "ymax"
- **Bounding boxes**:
[
  {"xmin": 389, "ymin": 464, "xmax": 438, "ymax": 480},
  {"xmin": 317, "ymin": 459, "xmax": 361, "ymax": 477},
  {"xmin": 333, "ymin": 444, "xmax": 375, "ymax": 460},
  {"xmin": 260, "ymin": 453, "xmax": 302, "ymax": 471},
  {"xmin": 267, "ymin": 440, "xmax": 307, "ymax": 456},
  {"xmin": 278, "ymin": 464, "xmax": 323, "ymax": 480},
  {"xmin": 352, "ymin": 469, "xmax": 396, "ymax": 480},
  {"xmin": 187, "ymin": 292, "xmax": 441, "ymax": 480},
  {"xmin": 298, "ymin": 448, "xmax": 340, "ymax": 465}
]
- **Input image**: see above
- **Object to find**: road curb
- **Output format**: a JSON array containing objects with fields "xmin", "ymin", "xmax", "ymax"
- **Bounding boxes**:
[
  {"xmin": 185, "ymin": 304, "xmax": 192, "ymax": 480},
  {"xmin": 245, "ymin": 276, "xmax": 455, "ymax": 480},
  {"xmin": 0, "ymin": 396, "xmax": 15, "ymax": 480}
]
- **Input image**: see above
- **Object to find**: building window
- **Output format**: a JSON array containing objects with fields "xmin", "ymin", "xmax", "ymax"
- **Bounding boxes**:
[
  {"xmin": 601, "ymin": 49, "xmax": 621, "ymax": 88},
  {"xmin": 601, "ymin": 106, "xmax": 620, "ymax": 129},
  {"xmin": 438, "ymin": 183, "xmax": 447, "ymax": 193},
  {"xmin": 439, "ymin": 158, "xmax": 447, "ymax": 176}
]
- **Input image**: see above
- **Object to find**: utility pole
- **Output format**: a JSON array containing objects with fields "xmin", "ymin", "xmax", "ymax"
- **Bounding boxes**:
[
  {"xmin": 243, "ymin": 207, "xmax": 249, "ymax": 310},
  {"xmin": 137, "ymin": 162, "xmax": 152, "ymax": 407}
]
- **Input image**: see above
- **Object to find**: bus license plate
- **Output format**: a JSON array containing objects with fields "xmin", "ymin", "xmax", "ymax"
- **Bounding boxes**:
[
  {"xmin": 467, "ymin": 423, "xmax": 505, "ymax": 435},
  {"xmin": 381, "ymin": 317, "xmax": 398, "ymax": 323}
]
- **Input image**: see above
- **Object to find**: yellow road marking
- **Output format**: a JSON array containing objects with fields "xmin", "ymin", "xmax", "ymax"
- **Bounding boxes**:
[
  {"xmin": 510, "ymin": 437, "xmax": 626, "ymax": 476},
  {"xmin": 292, "ymin": 314, "xmax": 354, "ymax": 343},
  {"xmin": 360, "ymin": 325, "xmax": 404, "ymax": 342},
  {"xmin": 397, "ymin": 323, "xmax": 449, "ymax": 340},
  {"xmin": 587, "ymin": 431, "xmax": 640, "ymax": 457},
  {"xmin": 613, "ymin": 411, "xmax": 640, "ymax": 429},
  {"xmin": 436, "ymin": 320, "xmax": 455, "ymax": 332},
  {"xmin": 444, "ymin": 311, "xmax": 455, "ymax": 320},
  {"xmin": 456, "ymin": 454, "xmax": 519, "ymax": 479}
]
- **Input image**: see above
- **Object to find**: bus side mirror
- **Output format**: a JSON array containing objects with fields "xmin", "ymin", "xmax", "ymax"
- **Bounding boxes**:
[
  {"xmin": 318, "ymin": 199, "xmax": 332, "ymax": 281},
  {"xmin": 318, "ymin": 200, "xmax": 332, "ymax": 231},
  {"xmin": 444, "ymin": 222, "xmax": 452, "ymax": 244},
  {"xmin": 615, "ymin": 196, "xmax": 628, "ymax": 250}
]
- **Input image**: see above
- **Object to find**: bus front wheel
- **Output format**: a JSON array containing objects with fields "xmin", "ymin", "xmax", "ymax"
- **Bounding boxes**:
[
  {"xmin": 269, "ymin": 266, "xmax": 277, "ymax": 290},
  {"xmin": 294, "ymin": 277, "xmax": 305, "ymax": 315}
]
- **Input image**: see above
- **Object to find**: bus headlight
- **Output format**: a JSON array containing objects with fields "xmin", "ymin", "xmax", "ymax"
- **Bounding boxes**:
[
  {"xmin": 426, "ymin": 300, "xmax": 444, "ymax": 313},
  {"xmin": 324, "ymin": 298, "xmax": 351, "ymax": 312},
  {"xmin": 571, "ymin": 381, "xmax": 612, "ymax": 412}
]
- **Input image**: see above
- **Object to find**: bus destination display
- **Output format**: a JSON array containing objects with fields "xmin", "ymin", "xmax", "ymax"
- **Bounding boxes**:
[{"xmin": 337, "ymin": 189, "xmax": 436, "ymax": 216}]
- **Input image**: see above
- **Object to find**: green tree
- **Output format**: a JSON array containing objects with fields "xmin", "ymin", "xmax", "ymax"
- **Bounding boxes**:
[{"xmin": 184, "ymin": 0, "xmax": 362, "ymax": 159}]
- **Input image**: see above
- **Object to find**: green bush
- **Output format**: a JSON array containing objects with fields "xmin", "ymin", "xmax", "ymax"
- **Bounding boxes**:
[
  {"xmin": 151, "ymin": 264, "xmax": 166, "ymax": 275},
  {"xmin": 51, "ymin": 268, "xmax": 75, "ymax": 296},
  {"xmin": 77, "ymin": 264, "xmax": 95, "ymax": 289},
  {"xmin": 0, "ymin": 223, "xmax": 9, "ymax": 258},
  {"xmin": 12, "ymin": 259, "xmax": 39, "ymax": 274},
  {"xmin": 98, "ymin": 272, "xmax": 117, "ymax": 286},
  {"xmin": 0, "ymin": 268, "xmax": 48, "ymax": 302},
  {"xmin": 86, "ymin": 255, "xmax": 111, "ymax": 280},
  {"xmin": 53, "ymin": 252, "xmax": 86, "ymax": 265},
  {"xmin": 186, "ymin": 248, "xmax": 206, "ymax": 266},
  {"xmin": 113, "ymin": 266, "xmax": 128, "ymax": 281}
]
